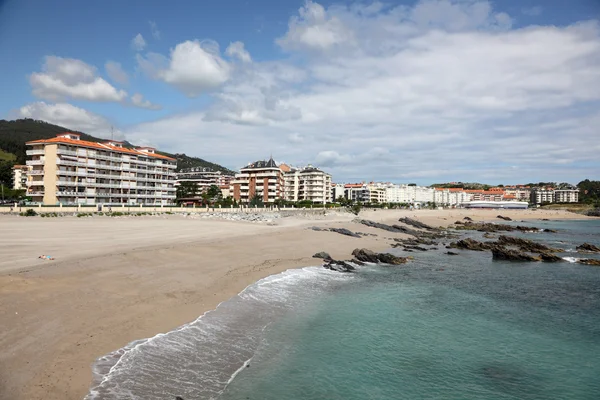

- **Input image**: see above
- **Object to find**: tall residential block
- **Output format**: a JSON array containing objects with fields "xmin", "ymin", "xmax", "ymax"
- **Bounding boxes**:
[
  {"xmin": 231, "ymin": 157, "xmax": 284, "ymax": 204},
  {"xmin": 283, "ymin": 165, "xmax": 332, "ymax": 204},
  {"xmin": 26, "ymin": 132, "xmax": 177, "ymax": 205}
]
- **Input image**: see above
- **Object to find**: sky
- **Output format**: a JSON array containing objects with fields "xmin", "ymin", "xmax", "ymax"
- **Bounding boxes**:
[{"xmin": 1, "ymin": 0, "xmax": 599, "ymax": 184}]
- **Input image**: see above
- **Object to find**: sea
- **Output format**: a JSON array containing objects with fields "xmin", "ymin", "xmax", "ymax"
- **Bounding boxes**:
[{"xmin": 85, "ymin": 219, "xmax": 600, "ymax": 400}]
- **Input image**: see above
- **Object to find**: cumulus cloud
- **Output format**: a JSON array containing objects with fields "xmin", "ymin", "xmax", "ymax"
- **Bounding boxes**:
[
  {"xmin": 149, "ymin": 21, "xmax": 160, "ymax": 39},
  {"xmin": 131, "ymin": 93, "xmax": 162, "ymax": 110},
  {"xmin": 16, "ymin": 102, "xmax": 122, "ymax": 138},
  {"xmin": 131, "ymin": 33, "xmax": 146, "ymax": 51},
  {"xmin": 225, "ymin": 41, "xmax": 252, "ymax": 63},
  {"xmin": 30, "ymin": 56, "xmax": 127, "ymax": 102},
  {"xmin": 105, "ymin": 61, "xmax": 129, "ymax": 85},
  {"xmin": 125, "ymin": 0, "xmax": 600, "ymax": 183}
]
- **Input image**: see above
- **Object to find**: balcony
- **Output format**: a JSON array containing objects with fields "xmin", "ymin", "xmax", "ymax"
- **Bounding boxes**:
[
  {"xmin": 30, "ymin": 170, "xmax": 44, "ymax": 175},
  {"xmin": 56, "ymin": 191, "xmax": 78, "ymax": 196},
  {"xmin": 28, "ymin": 191, "xmax": 45, "ymax": 196},
  {"xmin": 26, "ymin": 160, "xmax": 44, "ymax": 166},
  {"xmin": 56, "ymin": 149, "xmax": 78, "ymax": 156},
  {"xmin": 26, "ymin": 149, "xmax": 45, "ymax": 156}
]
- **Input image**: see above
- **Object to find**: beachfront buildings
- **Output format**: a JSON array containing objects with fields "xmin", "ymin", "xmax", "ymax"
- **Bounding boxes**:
[
  {"xmin": 175, "ymin": 168, "xmax": 234, "ymax": 198},
  {"xmin": 12, "ymin": 165, "xmax": 30, "ymax": 190},
  {"xmin": 231, "ymin": 157, "xmax": 284, "ymax": 204},
  {"xmin": 25, "ymin": 133, "xmax": 177, "ymax": 205},
  {"xmin": 530, "ymin": 187, "xmax": 579, "ymax": 204},
  {"xmin": 283, "ymin": 165, "xmax": 332, "ymax": 204}
]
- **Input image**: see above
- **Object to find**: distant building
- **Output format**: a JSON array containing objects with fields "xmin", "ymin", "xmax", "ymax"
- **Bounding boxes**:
[
  {"xmin": 283, "ymin": 165, "xmax": 332, "ymax": 204},
  {"xmin": 344, "ymin": 183, "xmax": 366, "ymax": 202},
  {"xmin": 12, "ymin": 165, "xmax": 30, "ymax": 190},
  {"xmin": 231, "ymin": 157, "xmax": 284, "ymax": 204},
  {"xmin": 530, "ymin": 188, "xmax": 555, "ymax": 204},
  {"xmin": 365, "ymin": 184, "xmax": 386, "ymax": 203},
  {"xmin": 331, "ymin": 183, "xmax": 345, "ymax": 202},
  {"xmin": 26, "ymin": 133, "xmax": 177, "ymax": 205},
  {"xmin": 175, "ymin": 168, "xmax": 234, "ymax": 197},
  {"xmin": 554, "ymin": 189, "xmax": 579, "ymax": 203}
]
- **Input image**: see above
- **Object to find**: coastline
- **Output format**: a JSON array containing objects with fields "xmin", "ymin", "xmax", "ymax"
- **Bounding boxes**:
[{"xmin": 0, "ymin": 208, "xmax": 592, "ymax": 400}]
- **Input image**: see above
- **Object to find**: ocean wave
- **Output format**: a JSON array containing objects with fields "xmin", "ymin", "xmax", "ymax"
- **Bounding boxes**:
[
  {"xmin": 84, "ymin": 266, "xmax": 356, "ymax": 400},
  {"xmin": 562, "ymin": 257, "xmax": 579, "ymax": 263}
]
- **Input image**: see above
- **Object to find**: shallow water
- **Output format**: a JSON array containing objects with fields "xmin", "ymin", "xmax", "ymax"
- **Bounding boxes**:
[{"xmin": 87, "ymin": 219, "xmax": 600, "ymax": 400}]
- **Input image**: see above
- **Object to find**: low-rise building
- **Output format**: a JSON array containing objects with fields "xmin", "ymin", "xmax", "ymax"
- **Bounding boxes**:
[
  {"xmin": 12, "ymin": 165, "xmax": 30, "ymax": 190},
  {"xmin": 231, "ymin": 157, "xmax": 284, "ymax": 204},
  {"xmin": 26, "ymin": 133, "xmax": 177, "ymax": 205}
]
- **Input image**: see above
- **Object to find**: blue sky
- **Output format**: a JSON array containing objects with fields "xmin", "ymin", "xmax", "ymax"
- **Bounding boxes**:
[{"xmin": 1, "ymin": 0, "xmax": 599, "ymax": 183}]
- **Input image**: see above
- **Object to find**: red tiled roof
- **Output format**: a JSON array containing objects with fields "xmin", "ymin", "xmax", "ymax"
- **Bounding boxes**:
[{"xmin": 27, "ymin": 133, "xmax": 175, "ymax": 161}]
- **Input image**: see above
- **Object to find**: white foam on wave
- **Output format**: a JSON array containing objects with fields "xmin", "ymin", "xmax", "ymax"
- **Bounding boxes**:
[
  {"xmin": 85, "ymin": 264, "xmax": 358, "ymax": 400},
  {"xmin": 562, "ymin": 257, "xmax": 579, "ymax": 263}
]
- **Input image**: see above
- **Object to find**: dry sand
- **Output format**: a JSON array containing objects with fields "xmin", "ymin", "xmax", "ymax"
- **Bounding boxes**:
[{"xmin": 0, "ymin": 208, "xmax": 590, "ymax": 400}]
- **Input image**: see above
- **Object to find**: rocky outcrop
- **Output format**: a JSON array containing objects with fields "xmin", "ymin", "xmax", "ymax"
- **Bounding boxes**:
[
  {"xmin": 539, "ymin": 253, "xmax": 562, "ymax": 262},
  {"xmin": 464, "ymin": 216, "xmax": 473, "ymax": 221},
  {"xmin": 483, "ymin": 233, "xmax": 496, "ymax": 239},
  {"xmin": 491, "ymin": 247, "xmax": 541, "ymax": 262},
  {"xmin": 329, "ymin": 228, "xmax": 362, "ymax": 238},
  {"xmin": 578, "ymin": 259, "xmax": 600, "ymax": 266},
  {"xmin": 448, "ymin": 238, "xmax": 494, "ymax": 251},
  {"xmin": 446, "ymin": 251, "xmax": 459, "ymax": 255},
  {"xmin": 497, "ymin": 215, "xmax": 512, "ymax": 221},
  {"xmin": 576, "ymin": 243, "xmax": 600, "ymax": 253},
  {"xmin": 586, "ymin": 208, "xmax": 600, "ymax": 217},
  {"xmin": 313, "ymin": 252, "xmax": 332, "ymax": 259},
  {"xmin": 454, "ymin": 222, "xmax": 552, "ymax": 233},
  {"xmin": 496, "ymin": 235, "xmax": 563, "ymax": 253},
  {"xmin": 323, "ymin": 259, "xmax": 356, "ymax": 273},
  {"xmin": 398, "ymin": 217, "xmax": 437, "ymax": 231},
  {"xmin": 351, "ymin": 248, "xmax": 408, "ymax": 265}
]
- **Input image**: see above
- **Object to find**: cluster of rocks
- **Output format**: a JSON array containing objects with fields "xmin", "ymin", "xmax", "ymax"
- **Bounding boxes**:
[
  {"xmin": 194, "ymin": 212, "xmax": 280, "ymax": 223},
  {"xmin": 447, "ymin": 235, "xmax": 566, "ymax": 262},
  {"xmin": 314, "ymin": 248, "xmax": 408, "ymax": 273},
  {"xmin": 576, "ymin": 243, "xmax": 600, "ymax": 253},
  {"xmin": 497, "ymin": 215, "xmax": 512, "ymax": 221},
  {"xmin": 453, "ymin": 219, "xmax": 557, "ymax": 233},
  {"xmin": 310, "ymin": 226, "xmax": 371, "ymax": 238}
]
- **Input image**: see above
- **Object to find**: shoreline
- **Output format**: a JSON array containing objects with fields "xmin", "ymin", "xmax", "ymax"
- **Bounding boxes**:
[{"xmin": 0, "ymin": 209, "xmax": 593, "ymax": 400}]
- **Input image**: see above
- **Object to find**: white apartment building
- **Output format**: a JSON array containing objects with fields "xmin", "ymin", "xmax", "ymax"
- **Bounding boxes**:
[
  {"xmin": 283, "ymin": 165, "xmax": 332, "ymax": 204},
  {"xmin": 344, "ymin": 184, "xmax": 366, "ymax": 202},
  {"xmin": 26, "ymin": 133, "xmax": 177, "ymax": 205},
  {"xmin": 530, "ymin": 188, "xmax": 555, "ymax": 204},
  {"xmin": 12, "ymin": 165, "xmax": 30, "ymax": 190},
  {"xmin": 434, "ymin": 188, "xmax": 471, "ymax": 206},
  {"xmin": 384, "ymin": 184, "xmax": 434, "ymax": 204},
  {"xmin": 231, "ymin": 157, "xmax": 284, "ymax": 204},
  {"xmin": 365, "ymin": 184, "xmax": 386, "ymax": 203},
  {"xmin": 175, "ymin": 168, "xmax": 234, "ymax": 197},
  {"xmin": 554, "ymin": 189, "xmax": 579, "ymax": 203},
  {"xmin": 331, "ymin": 183, "xmax": 345, "ymax": 202}
]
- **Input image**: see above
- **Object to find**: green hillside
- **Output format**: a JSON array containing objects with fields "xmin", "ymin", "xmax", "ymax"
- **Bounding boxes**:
[{"xmin": 0, "ymin": 118, "xmax": 235, "ymax": 185}]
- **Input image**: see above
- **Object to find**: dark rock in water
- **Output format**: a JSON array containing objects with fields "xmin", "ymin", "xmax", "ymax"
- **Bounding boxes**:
[
  {"xmin": 323, "ymin": 259, "xmax": 356, "ymax": 272},
  {"xmin": 329, "ymin": 228, "xmax": 361, "ymax": 238},
  {"xmin": 539, "ymin": 253, "xmax": 562, "ymax": 262},
  {"xmin": 576, "ymin": 243, "xmax": 600, "ymax": 253},
  {"xmin": 448, "ymin": 238, "xmax": 494, "ymax": 251},
  {"xmin": 398, "ymin": 217, "xmax": 437, "ymax": 231},
  {"xmin": 313, "ymin": 251, "xmax": 332, "ymax": 259},
  {"xmin": 578, "ymin": 259, "xmax": 600, "ymax": 266},
  {"xmin": 176, "ymin": 397, "xmax": 185, "ymax": 400},
  {"xmin": 497, "ymin": 235, "xmax": 563, "ymax": 253},
  {"xmin": 404, "ymin": 245, "xmax": 428, "ymax": 251},
  {"xmin": 351, "ymin": 258, "xmax": 366, "ymax": 266},
  {"xmin": 542, "ymin": 218, "xmax": 550, "ymax": 221},
  {"xmin": 483, "ymin": 233, "xmax": 496, "ymax": 239},
  {"xmin": 497, "ymin": 215, "xmax": 512, "ymax": 221},
  {"xmin": 454, "ymin": 221, "xmax": 545, "ymax": 233},
  {"xmin": 491, "ymin": 247, "xmax": 541, "ymax": 262},
  {"xmin": 446, "ymin": 251, "xmax": 459, "ymax": 255},
  {"xmin": 351, "ymin": 248, "xmax": 408, "ymax": 265},
  {"xmin": 403, "ymin": 248, "xmax": 414, "ymax": 252},
  {"xmin": 430, "ymin": 247, "xmax": 438, "ymax": 250}
]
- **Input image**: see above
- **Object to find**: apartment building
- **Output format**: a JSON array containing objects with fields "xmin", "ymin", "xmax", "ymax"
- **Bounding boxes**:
[
  {"xmin": 231, "ymin": 157, "xmax": 284, "ymax": 204},
  {"xmin": 344, "ymin": 183, "xmax": 366, "ymax": 202},
  {"xmin": 554, "ymin": 189, "xmax": 579, "ymax": 203},
  {"xmin": 26, "ymin": 133, "xmax": 177, "ymax": 205},
  {"xmin": 175, "ymin": 168, "xmax": 234, "ymax": 197},
  {"xmin": 283, "ymin": 165, "xmax": 332, "ymax": 204},
  {"xmin": 365, "ymin": 184, "xmax": 386, "ymax": 203},
  {"xmin": 530, "ymin": 188, "xmax": 555, "ymax": 204},
  {"xmin": 331, "ymin": 183, "xmax": 345, "ymax": 202},
  {"xmin": 12, "ymin": 165, "xmax": 30, "ymax": 190},
  {"xmin": 434, "ymin": 188, "xmax": 471, "ymax": 206}
]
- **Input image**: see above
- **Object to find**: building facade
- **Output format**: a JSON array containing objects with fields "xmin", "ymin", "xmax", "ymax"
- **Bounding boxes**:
[
  {"xmin": 231, "ymin": 158, "xmax": 284, "ymax": 204},
  {"xmin": 175, "ymin": 168, "xmax": 234, "ymax": 197},
  {"xmin": 26, "ymin": 133, "xmax": 177, "ymax": 205},
  {"xmin": 12, "ymin": 165, "xmax": 30, "ymax": 190},
  {"xmin": 283, "ymin": 165, "xmax": 332, "ymax": 204},
  {"xmin": 554, "ymin": 189, "xmax": 579, "ymax": 203}
]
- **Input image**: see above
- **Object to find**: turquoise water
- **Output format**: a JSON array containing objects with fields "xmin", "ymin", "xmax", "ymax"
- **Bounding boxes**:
[{"xmin": 87, "ymin": 219, "xmax": 600, "ymax": 400}]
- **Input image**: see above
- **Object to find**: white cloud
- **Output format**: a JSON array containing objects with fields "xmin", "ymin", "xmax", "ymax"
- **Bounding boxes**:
[
  {"xmin": 125, "ymin": 0, "xmax": 600, "ymax": 183},
  {"xmin": 16, "ymin": 102, "xmax": 122, "ymax": 138},
  {"xmin": 131, "ymin": 93, "xmax": 162, "ymax": 110},
  {"xmin": 30, "ymin": 56, "xmax": 127, "ymax": 102},
  {"xmin": 105, "ymin": 61, "xmax": 129, "ymax": 85},
  {"xmin": 149, "ymin": 21, "xmax": 160, "ymax": 39},
  {"xmin": 277, "ymin": 0, "xmax": 355, "ymax": 51},
  {"xmin": 225, "ymin": 41, "xmax": 252, "ymax": 63},
  {"xmin": 140, "ymin": 40, "xmax": 230, "ymax": 97},
  {"xmin": 131, "ymin": 33, "xmax": 146, "ymax": 51}
]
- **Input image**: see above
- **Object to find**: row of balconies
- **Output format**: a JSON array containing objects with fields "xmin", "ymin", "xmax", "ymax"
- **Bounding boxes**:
[
  {"xmin": 56, "ymin": 159, "xmax": 175, "ymax": 174},
  {"xmin": 56, "ymin": 148, "xmax": 175, "ymax": 168},
  {"xmin": 56, "ymin": 192, "xmax": 176, "ymax": 199},
  {"xmin": 55, "ymin": 170, "xmax": 173, "ymax": 183},
  {"xmin": 56, "ymin": 181, "xmax": 175, "ymax": 190}
]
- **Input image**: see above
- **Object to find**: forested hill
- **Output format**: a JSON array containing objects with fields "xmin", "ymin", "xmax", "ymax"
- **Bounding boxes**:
[{"xmin": 0, "ymin": 119, "xmax": 235, "ymax": 184}]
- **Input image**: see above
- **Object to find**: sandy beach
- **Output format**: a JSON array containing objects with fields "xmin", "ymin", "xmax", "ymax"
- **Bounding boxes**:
[{"xmin": 0, "ymin": 208, "xmax": 591, "ymax": 400}]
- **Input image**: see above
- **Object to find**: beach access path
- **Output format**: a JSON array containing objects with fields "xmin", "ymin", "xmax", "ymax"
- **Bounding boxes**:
[{"xmin": 0, "ymin": 208, "xmax": 589, "ymax": 400}]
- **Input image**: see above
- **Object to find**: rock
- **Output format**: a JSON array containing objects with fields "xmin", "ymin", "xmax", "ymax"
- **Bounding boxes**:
[
  {"xmin": 351, "ymin": 248, "xmax": 408, "ymax": 265},
  {"xmin": 539, "ymin": 253, "xmax": 562, "ymax": 262},
  {"xmin": 497, "ymin": 215, "xmax": 512, "ymax": 221},
  {"xmin": 329, "ymin": 228, "xmax": 361, "ymax": 238},
  {"xmin": 323, "ymin": 259, "xmax": 356, "ymax": 272},
  {"xmin": 313, "ymin": 252, "xmax": 332, "ymax": 259},
  {"xmin": 454, "ymin": 222, "xmax": 544, "ymax": 233},
  {"xmin": 586, "ymin": 208, "xmax": 600, "ymax": 217},
  {"xmin": 491, "ymin": 247, "xmax": 541, "ymax": 262},
  {"xmin": 351, "ymin": 259, "xmax": 366, "ymax": 266},
  {"xmin": 578, "ymin": 259, "xmax": 600, "ymax": 266},
  {"xmin": 542, "ymin": 218, "xmax": 549, "ymax": 221},
  {"xmin": 176, "ymin": 397, "xmax": 185, "ymax": 400},
  {"xmin": 576, "ymin": 243, "xmax": 600, "ymax": 253},
  {"xmin": 483, "ymin": 233, "xmax": 496, "ymax": 239},
  {"xmin": 310, "ymin": 226, "xmax": 324, "ymax": 231},
  {"xmin": 404, "ymin": 245, "xmax": 428, "ymax": 251},
  {"xmin": 446, "ymin": 251, "xmax": 459, "ymax": 255},
  {"xmin": 455, "ymin": 220, "xmax": 464, "ymax": 225},
  {"xmin": 398, "ymin": 217, "xmax": 437, "ymax": 231},
  {"xmin": 448, "ymin": 238, "xmax": 494, "ymax": 251},
  {"xmin": 464, "ymin": 216, "xmax": 473, "ymax": 221},
  {"xmin": 358, "ymin": 219, "xmax": 405, "ymax": 233},
  {"xmin": 496, "ymin": 235, "xmax": 563, "ymax": 253}
]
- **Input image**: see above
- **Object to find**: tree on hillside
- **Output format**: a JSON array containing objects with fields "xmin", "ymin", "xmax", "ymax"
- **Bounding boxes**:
[{"xmin": 578, "ymin": 179, "xmax": 600, "ymax": 204}]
